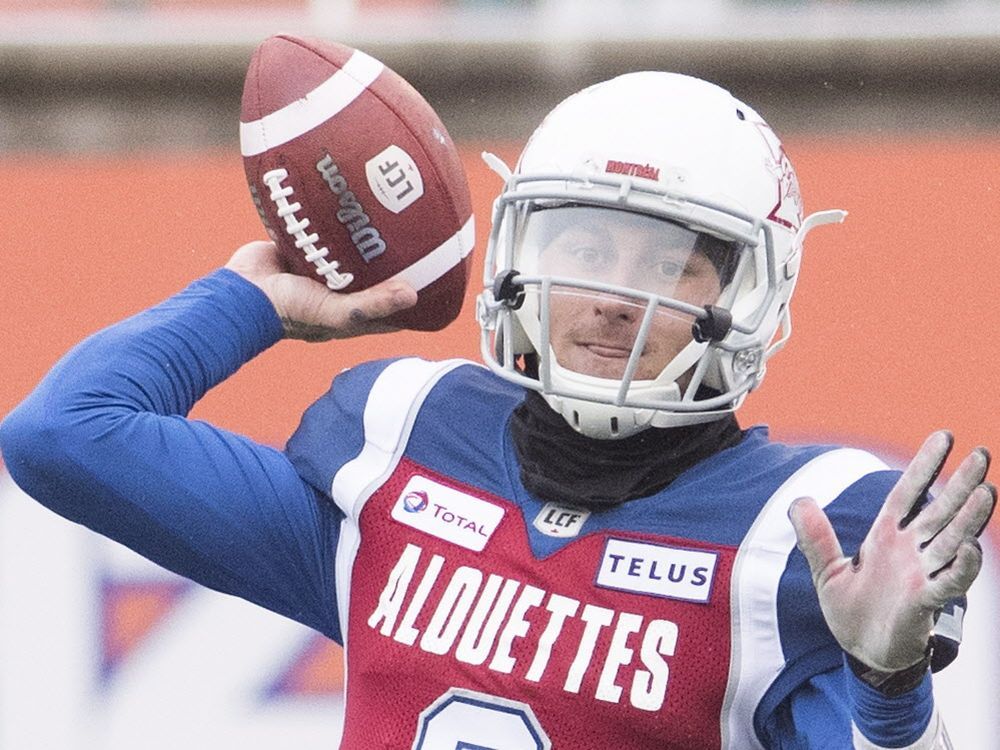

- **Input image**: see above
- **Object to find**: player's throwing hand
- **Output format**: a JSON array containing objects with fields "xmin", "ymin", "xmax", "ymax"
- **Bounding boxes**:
[
  {"xmin": 225, "ymin": 240, "xmax": 418, "ymax": 342},
  {"xmin": 789, "ymin": 430, "xmax": 996, "ymax": 673}
]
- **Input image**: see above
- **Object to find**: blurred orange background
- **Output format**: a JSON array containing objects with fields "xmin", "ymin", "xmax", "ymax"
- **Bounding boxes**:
[{"xmin": 2, "ymin": 139, "xmax": 998, "ymax": 520}]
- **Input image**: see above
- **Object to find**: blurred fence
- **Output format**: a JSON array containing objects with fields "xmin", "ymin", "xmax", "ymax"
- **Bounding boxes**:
[{"xmin": 2, "ymin": 0, "xmax": 1000, "ymax": 152}]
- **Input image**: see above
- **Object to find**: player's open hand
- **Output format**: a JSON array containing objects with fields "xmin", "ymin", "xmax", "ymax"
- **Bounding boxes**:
[
  {"xmin": 788, "ymin": 431, "xmax": 995, "ymax": 672},
  {"xmin": 225, "ymin": 240, "xmax": 418, "ymax": 341}
]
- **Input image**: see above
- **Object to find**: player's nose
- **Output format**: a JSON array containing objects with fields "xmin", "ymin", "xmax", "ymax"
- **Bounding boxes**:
[{"xmin": 591, "ymin": 292, "xmax": 640, "ymax": 323}]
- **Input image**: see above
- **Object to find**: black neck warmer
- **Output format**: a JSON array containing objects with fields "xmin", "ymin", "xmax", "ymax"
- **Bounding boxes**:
[{"xmin": 510, "ymin": 390, "xmax": 744, "ymax": 510}]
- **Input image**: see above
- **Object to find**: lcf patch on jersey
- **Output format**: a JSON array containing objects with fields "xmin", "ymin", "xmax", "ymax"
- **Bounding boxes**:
[{"xmin": 533, "ymin": 502, "xmax": 591, "ymax": 538}]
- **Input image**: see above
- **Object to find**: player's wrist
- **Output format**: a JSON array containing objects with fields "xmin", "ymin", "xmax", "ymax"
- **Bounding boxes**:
[{"xmin": 845, "ymin": 648, "xmax": 932, "ymax": 697}]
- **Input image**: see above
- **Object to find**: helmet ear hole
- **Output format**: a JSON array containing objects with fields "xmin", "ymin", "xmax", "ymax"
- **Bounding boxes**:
[
  {"xmin": 509, "ymin": 315, "xmax": 533, "ymax": 355},
  {"xmin": 493, "ymin": 316, "xmax": 535, "ymax": 361}
]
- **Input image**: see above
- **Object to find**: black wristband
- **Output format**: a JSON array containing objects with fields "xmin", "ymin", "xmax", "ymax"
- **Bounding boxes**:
[{"xmin": 845, "ymin": 650, "xmax": 932, "ymax": 698}]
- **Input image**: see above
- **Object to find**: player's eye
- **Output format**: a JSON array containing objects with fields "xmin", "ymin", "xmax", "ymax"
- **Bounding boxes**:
[
  {"xmin": 655, "ymin": 259, "xmax": 686, "ymax": 278},
  {"xmin": 566, "ymin": 244, "xmax": 612, "ymax": 271}
]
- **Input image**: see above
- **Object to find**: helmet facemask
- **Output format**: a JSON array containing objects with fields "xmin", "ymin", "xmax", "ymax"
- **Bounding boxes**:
[{"xmin": 479, "ymin": 171, "xmax": 774, "ymax": 439}]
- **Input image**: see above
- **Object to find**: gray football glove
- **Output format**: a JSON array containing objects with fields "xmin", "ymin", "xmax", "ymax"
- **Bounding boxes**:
[{"xmin": 789, "ymin": 430, "xmax": 995, "ymax": 673}]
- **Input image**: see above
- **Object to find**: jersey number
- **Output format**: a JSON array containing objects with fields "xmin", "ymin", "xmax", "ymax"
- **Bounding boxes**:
[{"xmin": 413, "ymin": 688, "xmax": 551, "ymax": 750}]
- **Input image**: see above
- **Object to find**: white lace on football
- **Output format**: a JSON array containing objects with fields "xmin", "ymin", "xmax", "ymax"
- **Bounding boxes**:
[{"xmin": 262, "ymin": 168, "xmax": 354, "ymax": 290}]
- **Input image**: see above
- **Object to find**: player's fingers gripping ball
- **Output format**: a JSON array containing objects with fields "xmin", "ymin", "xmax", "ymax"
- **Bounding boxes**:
[{"xmin": 240, "ymin": 35, "xmax": 475, "ymax": 331}]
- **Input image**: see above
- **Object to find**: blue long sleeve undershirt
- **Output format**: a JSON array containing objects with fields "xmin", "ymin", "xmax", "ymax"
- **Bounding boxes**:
[
  {"xmin": 0, "ymin": 269, "xmax": 934, "ymax": 748},
  {"xmin": 1, "ymin": 270, "xmax": 343, "ymax": 639}
]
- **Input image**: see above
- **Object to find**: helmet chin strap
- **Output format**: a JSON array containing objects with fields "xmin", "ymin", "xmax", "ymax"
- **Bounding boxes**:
[
  {"xmin": 543, "ymin": 392, "xmax": 678, "ymax": 440},
  {"xmin": 540, "ymin": 337, "xmax": 710, "ymax": 440}
]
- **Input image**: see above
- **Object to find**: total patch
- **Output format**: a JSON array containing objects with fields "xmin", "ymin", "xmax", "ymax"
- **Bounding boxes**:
[
  {"xmin": 391, "ymin": 475, "xmax": 504, "ymax": 552},
  {"xmin": 595, "ymin": 538, "xmax": 718, "ymax": 603}
]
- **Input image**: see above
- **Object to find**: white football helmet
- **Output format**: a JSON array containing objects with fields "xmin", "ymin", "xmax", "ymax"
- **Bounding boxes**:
[{"xmin": 477, "ymin": 72, "xmax": 845, "ymax": 440}]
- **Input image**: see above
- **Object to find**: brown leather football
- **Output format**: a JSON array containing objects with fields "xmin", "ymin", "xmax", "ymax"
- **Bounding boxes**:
[{"xmin": 240, "ymin": 35, "xmax": 474, "ymax": 331}]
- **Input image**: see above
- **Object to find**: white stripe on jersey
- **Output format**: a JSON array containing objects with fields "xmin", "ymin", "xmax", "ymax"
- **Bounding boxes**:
[
  {"xmin": 721, "ymin": 448, "xmax": 890, "ymax": 749},
  {"xmin": 330, "ymin": 358, "xmax": 471, "ymax": 642},
  {"xmin": 239, "ymin": 49, "xmax": 384, "ymax": 157}
]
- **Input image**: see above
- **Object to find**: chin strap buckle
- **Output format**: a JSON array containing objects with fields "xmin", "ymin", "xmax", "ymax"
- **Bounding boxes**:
[
  {"xmin": 692, "ymin": 305, "xmax": 733, "ymax": 343},
  {"xmin": 493, "ymin": 270, "xmax": 526, "ymax": 310}
]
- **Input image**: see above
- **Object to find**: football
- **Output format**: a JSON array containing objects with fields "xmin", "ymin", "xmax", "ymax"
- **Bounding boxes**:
[{"xmin": 239, "ymin": 35, "xmax": 474, "ymax": 331}]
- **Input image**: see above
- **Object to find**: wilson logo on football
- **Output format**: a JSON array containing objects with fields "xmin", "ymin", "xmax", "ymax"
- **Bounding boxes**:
[
  {"xmin": 315, "ymin": 153, "xmax": 387, "ymax": 263},
  {"xmin": 390, "ymin": 476, "xmax": 504, "ymax": 552}
]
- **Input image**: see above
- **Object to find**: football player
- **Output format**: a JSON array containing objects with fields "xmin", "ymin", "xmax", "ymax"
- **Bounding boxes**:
[{"xmin": 1, "ymin": 72, "xmax": 993, "ymax": 749}]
